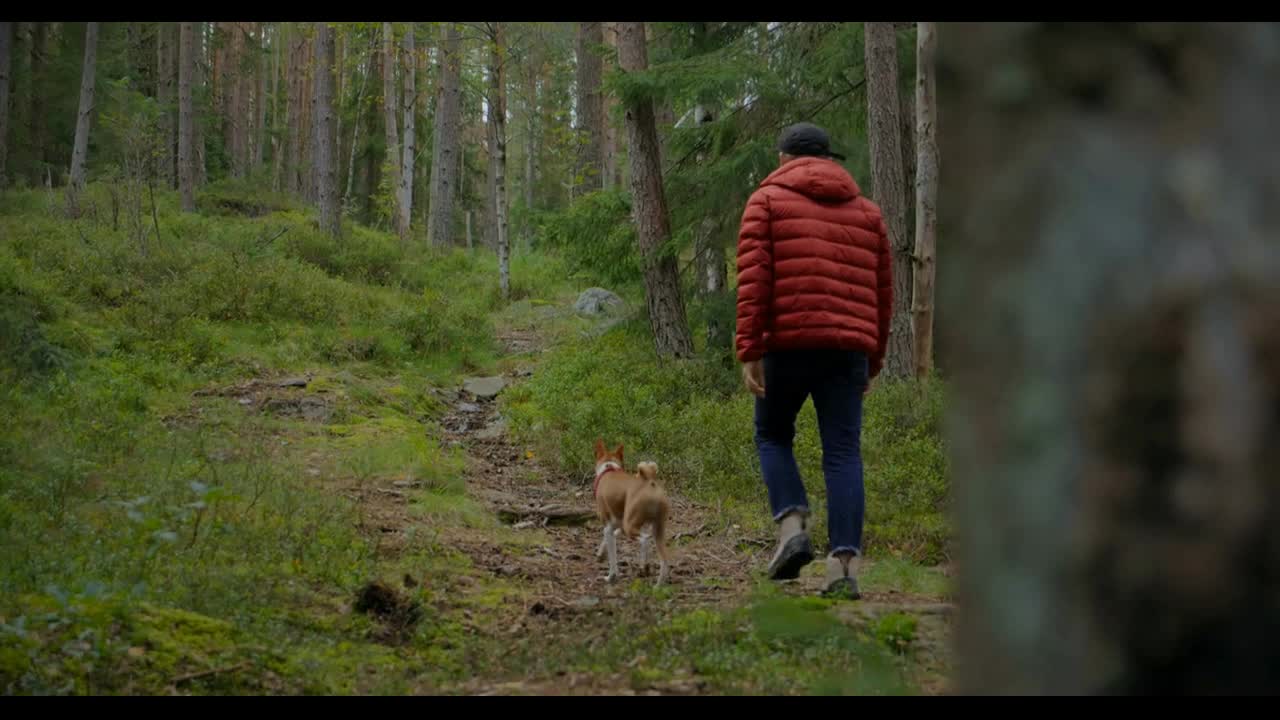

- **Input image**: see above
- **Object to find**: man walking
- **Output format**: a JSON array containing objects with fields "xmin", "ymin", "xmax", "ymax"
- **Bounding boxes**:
[{"xmin": 735, "ymin": 122, "xmax": 894, "ymax": 597}]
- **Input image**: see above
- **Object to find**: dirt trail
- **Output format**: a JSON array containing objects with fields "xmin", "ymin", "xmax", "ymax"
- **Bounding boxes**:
[{"xmin": 337, "ymin": 318, "xmax": 952, "ymax": 694}]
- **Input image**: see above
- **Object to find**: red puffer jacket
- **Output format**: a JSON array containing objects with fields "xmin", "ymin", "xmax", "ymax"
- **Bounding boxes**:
[{"xmin": 735, "ymin": 156, "xmax": 893, "ymax": 377}]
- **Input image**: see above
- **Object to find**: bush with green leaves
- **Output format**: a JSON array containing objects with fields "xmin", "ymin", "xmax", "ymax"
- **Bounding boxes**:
[{"xmin": 504, "ymin": 321, "xmax": 950, "ymax": 563}]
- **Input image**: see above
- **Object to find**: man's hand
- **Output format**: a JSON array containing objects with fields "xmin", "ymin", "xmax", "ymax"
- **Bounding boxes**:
[{"xmin": 742, "ymin": 360, "xmax": 766, "ymax": 398}]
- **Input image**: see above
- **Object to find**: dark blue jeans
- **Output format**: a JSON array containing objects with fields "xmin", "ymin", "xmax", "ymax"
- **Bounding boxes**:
[{"xmin": 754, "ymin": 349, "xmax": 868, "ymax": 556}]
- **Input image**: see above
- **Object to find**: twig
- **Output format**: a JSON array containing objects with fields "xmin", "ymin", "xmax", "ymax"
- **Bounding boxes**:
[
  {"xmin": 172, "ymin": 661, "xmax": 250, "ymax": 685},
  {"xmin": 672, "ymin": 523, "xmax": 708, "ymax": 542},
  {"xmin": 255, "ymin": 226, "xmax": 290, "ymax": 249},
  {"xmin": 148, "ymin": 177, "xmax": 162, "ymax": 246}
]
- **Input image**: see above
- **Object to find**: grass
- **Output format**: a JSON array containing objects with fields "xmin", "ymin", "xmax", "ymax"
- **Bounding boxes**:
[
  {"xmin": 502, "ymin": 317, "xmax": 951, "ymax": 563},
  {"xmin": 0, "ymin": 181, "xmax": 578, "ymax": 694},
  {"xmin": 0, "ymin": 178, "xmax": 952, "ymax": 695}
]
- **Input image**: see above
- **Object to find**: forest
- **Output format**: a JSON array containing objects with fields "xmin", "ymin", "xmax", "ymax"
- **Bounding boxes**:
[{"xmin": 4, "ymin": 20, "xmax": 1272, "ymax": 696}]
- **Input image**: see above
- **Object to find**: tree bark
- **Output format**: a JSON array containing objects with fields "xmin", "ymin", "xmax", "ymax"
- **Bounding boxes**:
[
  {"xmin": 254, "ymin": 23, "xmax": 268, "ymax": 170},
  {"xmin": 313, "ymin": 22, "xmax": 339, "ymax": 237},
  {"xmin": 66, "ymin": 22, "xmax": 99, "ymax": 216},
  {"xmin": 195, "ymin": 23, "xmax": 208, "ymax": 188},
  {"xmin": 617, "ymin": 22, "xmax": 694, "ymax": 360},
  {"xmin": 178, "ymin": 22, "xmax": 196, "ymax": 211},
  {"xmin": 155, "ymin": 23, "xmax": 176, "ymax": 188},
  {"xmin": 0, "ymin": 22, "xmax": 12, "ymax": 189},
  {"xmin": 300, "ymin": 33, "xmax": 314, "ymax": 201},
  {"xmin": 344, "ymin": 34, "xmax": 372, "ymax": 209},
  {"xmin": 485, "ymin": 103, "xmax": 498, "ymax": 250},
  {"xmin": 271, "ymin": 23, "xmax": 284, "ymax": 191},
  {"xmin": 426, "ymin": 23, "xmax": 462, "ymax": 248},
  {"xmin": 864, "ymin": 22, "xmax": 913, "ymax": 380},
  {"xmin": 575, "ymin": 22, "xmax": 605, "ymax": 194},
  {"xmin": 28, "ymin": 22, "xmax": 49, "ymax": 187},
  {"xmin": 286, "ymin": 27, "xmax": 305, "ymax": 196},
  {"xmin": 490, "ymin": 22, "xmax": 510, "ymax": 298},
  {"xmin": 396, "ymin": 24, "xmax": 416, "ymax": 242},
  {"xmin": 381, "ymin": 22, "xmax": 401, "ymax": 232},
  {"xmin": 900, "ymin": 61, "xmax": 917, "ymax": 257},
  {"xmin": 601, "ymin": 23, "xmax": 621, "ymax": 190},
  {"xmin": 910, "ymin": 22, "xmax": 937, "ymax": 380},
  {"xmin": 945, "ymin": 21, "xmax": 1280, "ymax": 695},
  {"xmin": 524, "ymin": 66, "xmax": 537, "ymax": 214}
]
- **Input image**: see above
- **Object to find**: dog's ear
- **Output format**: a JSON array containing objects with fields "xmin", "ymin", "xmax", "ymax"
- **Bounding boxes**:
[
  {"xmin": 594, "ymin": 438, "xmax": 606, "ymax": 458},
  {"xmin": 614, "ymin": 444, "xmax": 624, "ymax": 461}
]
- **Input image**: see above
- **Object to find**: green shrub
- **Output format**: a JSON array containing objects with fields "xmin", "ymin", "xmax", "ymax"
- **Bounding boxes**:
[{"xmin": 504, "ymin": 322, "xmax": 950, "ymax": 562}]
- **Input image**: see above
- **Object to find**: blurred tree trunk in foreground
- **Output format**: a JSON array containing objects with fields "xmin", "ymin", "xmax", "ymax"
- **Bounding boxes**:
[{"xmin": 942, "ymin": 22, "xmax": 1280, "ymax": 694}]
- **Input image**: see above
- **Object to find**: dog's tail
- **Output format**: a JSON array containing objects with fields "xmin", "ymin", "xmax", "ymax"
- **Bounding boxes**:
[{"xmin": 636, "ymin": 461, "xmax": 659, "ymax": 485}]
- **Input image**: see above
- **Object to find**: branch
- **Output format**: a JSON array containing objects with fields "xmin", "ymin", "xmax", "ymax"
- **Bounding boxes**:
[{"xmin": 172, "ymin": 662, "xmax": 250, "ymax": 685}]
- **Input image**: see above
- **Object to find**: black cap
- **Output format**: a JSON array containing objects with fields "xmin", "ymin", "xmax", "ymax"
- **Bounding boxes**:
[{"xmin": 777, "ymin": 122, "xmax": 846, "ymax": 162}]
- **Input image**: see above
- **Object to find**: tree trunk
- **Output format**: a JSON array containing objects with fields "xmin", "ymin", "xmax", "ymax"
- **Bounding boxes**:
[
  {"xmin": 864, "ymin": 21, "xmax": 913, "ymax": 380},
  {"xmin": 28, "ymin": 22, "xmax": 48, "ymax": 186},
  {"xmin": 0, "ymin": 22, "xmax": 12, "ymax": 189},
  {"xmin": 485, "ymin": 108, "xmax": 498, "ymax": 250},
  {"xmin": 300, "ymin": 33, "xmax": 314, "ymax": 201},
  {"xmin": 396, "ymin": 24, "xmax": 416, "ymax": 242},
  {"xmin": 66, "ymin": 22, "xmax": 99, "ymax": 216},
  {"xmin": 361, "ymin": 44, "xmax": 382, "ymax": 224},
  {"xmin": 944, "ymin": 22, "xmax": 1280, "ymax": 695},
  {"xmin": 286, "ymin": 27, "xmax": 304, "ymax": 195},
  {"xmin": 617, "ymin": 22, "xmax": 694, "ymax": 360},
  {"xmin": 575, "ymin": 22, "xmax": 605, "ymax": 194},
  {"xmin": 602, "ymin": 22, "xmax": 623, "ymax": 190},
  {"xmin": 910, "ymin": 22, "xmax": 937, "ymax": 380},
  {"xmin": 195, "ymin": 23, "xmax": 208, "ymax": 188},
  {"xmin": 313, "ymin": 22, "xmax": 339, "ymax": 237},
  {"xmin": 344, "ymin": 34, "xmax": 372, "ymax": 209},
  {"xmin": 254, "ymin": 23, "xmax": 268, "ymax": 170},
  {"xmin": 178, "ymin": 22, "xmax": 196, "ymax": 211},
  {"xmin": 525, "ymin": 66, "xmax": 537, "ymax": 214},
  {"xmin": 900, "ymin": 63, "xmax": 917, "ymax": 257},
  {"xmin": 426, "ymin": 23, "xmax": 462, "ymax": 248},
  {"xmin": 490, "ymin": 22, "xmax": 510, "ymax": 298},
  {"xmin": 381, "ymin": 22, "xmax": 401, "ymax": 232},
  {"xmin": 271, "ymin": 23, "xmax": 284, "ymax": 191},
  {"xmin": 155, "ymin": 23, "xmax": 176, "ymax": 188}
]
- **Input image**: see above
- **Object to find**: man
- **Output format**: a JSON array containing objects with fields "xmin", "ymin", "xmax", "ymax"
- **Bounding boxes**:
[{"xmin": 735, "ymin": 122, "xmax": 893, "ymax": 597}]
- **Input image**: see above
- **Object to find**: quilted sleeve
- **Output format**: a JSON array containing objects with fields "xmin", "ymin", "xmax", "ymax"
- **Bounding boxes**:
[{"xmin": 735, "ymin": 189, "xmax": 774, "ymax": 362}]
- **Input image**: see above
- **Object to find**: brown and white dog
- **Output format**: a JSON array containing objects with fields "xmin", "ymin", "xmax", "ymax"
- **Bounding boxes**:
[{"xmin": 592, "ymin": 439, "xmax": 671, "ymax": 585}]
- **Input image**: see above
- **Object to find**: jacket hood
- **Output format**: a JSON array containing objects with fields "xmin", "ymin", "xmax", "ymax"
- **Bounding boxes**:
[{"xmin": 760, "ymin": 156, "xmax": 860, "ymax": 202}]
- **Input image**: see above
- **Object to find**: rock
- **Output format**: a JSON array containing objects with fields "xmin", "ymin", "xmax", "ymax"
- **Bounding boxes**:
[
  {"xmin": 457, "ymin": 402, "xmax": 482, "ymax": 413},
  {"xmin": 475, "ymin": 417, "xmax": 507, "ymax": 440},
  {"xmin": 277, "ymin": 376, "xmax": 309, "ymax": 388},
  {"xmin": 574, "ymin": 287, "xmax": 624, "ymax": 316},
  {"xmin": 392, "ymin": 479, "xmax": 420, "ymax": 488},
  {"xmin": 570, "ymin": 596, "xmax": 601, "ymax": 610},
  {"xmin": 463, "ymin": 376, "xmax": 507, "ymax": 398}
]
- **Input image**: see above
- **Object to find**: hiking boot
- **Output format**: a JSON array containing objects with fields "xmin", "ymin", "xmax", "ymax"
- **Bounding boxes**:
[
  {"xmin": 767, "ymin": 512, "xmax": 814, "ymax": 580},
  {"xmin": 823, "ymin": 552, "xmax": 861, "ymax": 599}
]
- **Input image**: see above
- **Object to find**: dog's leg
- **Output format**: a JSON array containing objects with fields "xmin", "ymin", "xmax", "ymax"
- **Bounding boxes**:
[
  {"xmin": 653, "ymin": 514, "xmax": 671, "ymax": 587},
  {"xmin": 605, "ymin": 523, "xmax": 621, "ymax": 582},
  {"xmin": 638, "ymin": 531, "xmax": 651, "ymax": 576},
  {"xmin": 597, "ymin": 521, "xmax": 611, "ymax": 562}
]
